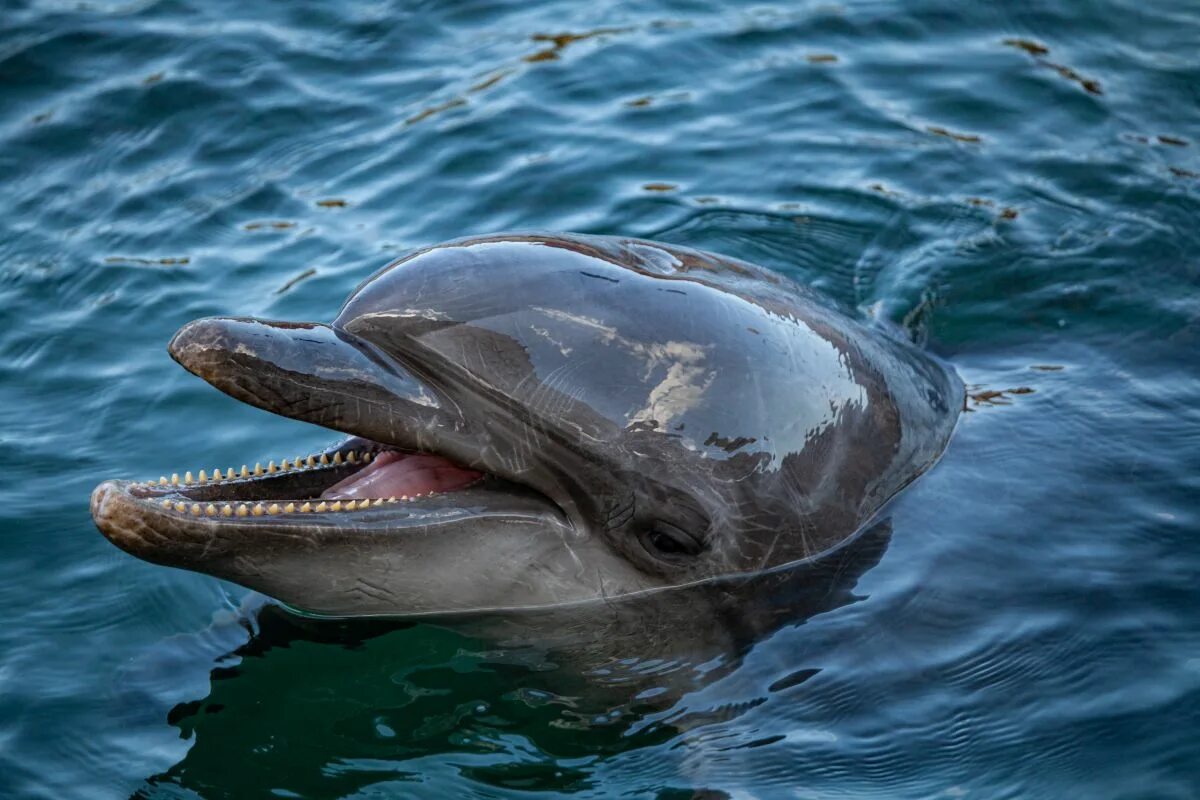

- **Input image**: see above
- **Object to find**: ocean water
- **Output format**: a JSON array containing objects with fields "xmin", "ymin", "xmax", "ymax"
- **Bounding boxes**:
[{"xmin": 2, "ymin": 0, "xmax": 1199, "ymax": 797}]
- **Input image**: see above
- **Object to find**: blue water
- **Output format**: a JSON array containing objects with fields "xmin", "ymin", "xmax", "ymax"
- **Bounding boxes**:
[{"xmin": 3, "ymin": 0, "xmax": 1199, "ymax": 797}]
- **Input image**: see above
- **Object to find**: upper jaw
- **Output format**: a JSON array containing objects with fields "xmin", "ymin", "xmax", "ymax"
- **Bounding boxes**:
[
  {"xmin": 167, "ymin": 316, "xmax": 461, "ymax": 449},
  {"xmin": 165, "ymin": 314, "xmax": 593, "ymax": 527}
]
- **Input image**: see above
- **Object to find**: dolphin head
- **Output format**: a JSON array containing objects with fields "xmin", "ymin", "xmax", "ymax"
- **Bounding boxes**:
[{"xmin": 92, "ymin": 233, "xmax": 961, "ymax": 618}]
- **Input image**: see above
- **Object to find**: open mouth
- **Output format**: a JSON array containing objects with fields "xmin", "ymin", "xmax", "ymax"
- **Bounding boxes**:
[
  {"xmin": 116, "ymin": 438, "xmax": 486, "ymax": 519},
  {"xmin": 90, "ymin": 313, "xmax": 576, "ymax": 558}
]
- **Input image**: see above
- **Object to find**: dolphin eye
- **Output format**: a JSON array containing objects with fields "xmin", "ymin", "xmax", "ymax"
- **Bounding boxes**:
[{"xmin": 644, "ymin": 522, "xmax": 703, "ymax": 559}]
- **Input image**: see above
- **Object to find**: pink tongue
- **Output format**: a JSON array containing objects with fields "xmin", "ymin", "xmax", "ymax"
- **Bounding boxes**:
[{"xmin": 322, "ymin": 451, "xmax": 482, "ymax": 500}]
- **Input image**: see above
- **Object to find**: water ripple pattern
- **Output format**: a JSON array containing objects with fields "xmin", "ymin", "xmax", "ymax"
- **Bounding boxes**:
[{"xmin": 2, "ymin": 0, "xmax": 1199, "ymax": 798}]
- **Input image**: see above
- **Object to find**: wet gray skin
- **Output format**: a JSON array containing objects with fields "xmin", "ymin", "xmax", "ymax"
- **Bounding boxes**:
[{"xmin": 91, "ymin": 233, "xmax": 962, "ymax": 620}]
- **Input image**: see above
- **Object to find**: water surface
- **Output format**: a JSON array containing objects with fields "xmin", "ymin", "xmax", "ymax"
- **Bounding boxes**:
[{"xmin": 2, "ymin": 0, "xmax": 1199, "ymax": 797}]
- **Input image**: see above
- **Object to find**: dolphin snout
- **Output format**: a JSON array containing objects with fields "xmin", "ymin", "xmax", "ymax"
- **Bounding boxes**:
[
  {"xmin": 89, "ymin": 480, "xmax": 118, "ymax": 533},
  {"xmin": 168, "ymin": 316, "xmax": 329, "ymax": 385},
  {"xmin": 166, "ymin": 316, "xmax": 454, "ymax": 445}
]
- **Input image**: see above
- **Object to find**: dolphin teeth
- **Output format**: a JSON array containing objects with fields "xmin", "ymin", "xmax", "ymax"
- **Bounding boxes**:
[
  {"xmin": 198, "ymin": 470, "xmax": 208, "ymax": 483},
  {"xmin": 184, "ymin": 471, "xmax": 194, "ymax": 484},
  {"xmin": 281, "ymin": 459, "xmax": 292, "ymax": 471},
  {"xmin": 254, "ymin": 463, "xmax": 263, "ymax": 476},
  {"xmin": 294, "ymin": 456, "xmax": 304, "ymax": 470},
  {"xmin": 174, "ymin": 502, "xmax": 186, "ymax": 512},
  {"xmin": 319, "ymin": 453, "xmax": 330, "ymax": 465},
  {"xmin": 236, "ymin": 505, "xmax": 248, "ymax": 517},
  {"xmin": 267, "ymin": 503, "xmax": 281, "ymax": 514},
  {"xmin": 252, "ymin": 504, "xmax": 265, "ymax": 516},
  {"xmin": 373, "ymin": 498, "xmax": 384, "ymax": 506},
  {"xmin": 240, "ymin": 465, "xmax": 250, "ymax": 478},
  {"xmin": 330, "ymin": 501, "xmax": 344, "ymax": 512},
  {"xmin": 284, "ymin": 502, "xmax": 296, "ymax": 513},
  {"xmin": 221, "ymin": 505, "xmax": 233, "ymax": 517},
  {"xmin": 161, "ymin": 499, "xmax": 172, "ymax": 508},
  {"xmin": 306, "ymin": 455, "xmax": 316, "ymax": 468},
  {"xmin": 315, "ymin": 501, "xmax": 328, "ymax": 512},
  {"xmin": 212, "ymin": 468, "xmax": 223, "ymax": 481},
  {"xmin": 267, "ymin": 461, "xmax": 277, "ymax": 474},
  {"xmin": 387, "ymin": 497, "xmax": 398, "ymax": 503},
  {"xmin": 357, "ymin": 499, "xmax": 371, "ymax": 510},
  {"xmin": 363, "ymin": 452, "xmax": 374, "ymax": 463},
  {"xmin": 346, "ymin": 451, "xmax": 357, "ymax": 464},
  {"xmin": 171, "ymin": 473, "xmax": 180, "ymax": 485},
  {"xmin": 300, "ymin": 502, "xmax": 313, "ymax": 512},
  {"xmin": 205, "ymin": 504, "xmax": 217, "ymax": 516},
  {"xmin": 190, "ymin": 504, "xmax": 202, "ymax": 516},
  {"xmin": 333, "ymin": 452, "xmax": 343, "ymax": 465},
  {"xmin": 158, "ymin": 476, "xmax": 168, "ymax": 485}
]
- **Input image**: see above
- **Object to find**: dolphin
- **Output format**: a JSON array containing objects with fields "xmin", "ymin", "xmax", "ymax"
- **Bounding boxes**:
[{"xmin": 91, "ymin": 233, "xmax": 961, "ymax": 620}]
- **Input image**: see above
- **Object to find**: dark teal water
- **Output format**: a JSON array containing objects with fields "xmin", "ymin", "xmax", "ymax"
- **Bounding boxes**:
[{"xmin": 3, "ymin": 0, "xmax": 1199, "ymax": 797}]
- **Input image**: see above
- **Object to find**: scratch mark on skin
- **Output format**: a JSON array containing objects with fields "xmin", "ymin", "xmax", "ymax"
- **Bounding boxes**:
[
  {"xmin": 349, "ymin": 578, "xmax": 395, "ymax": 605},
  {"xmin": 232, "ymin": 554, "xmax": 263, "ymax": 577},
  {"xmin": 756, "ymin": 529, "xmax": 779, "ymax": 571},
  {"xmin": 580, "ymin": 271, "xmax": 620, "ymax": 284}
]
